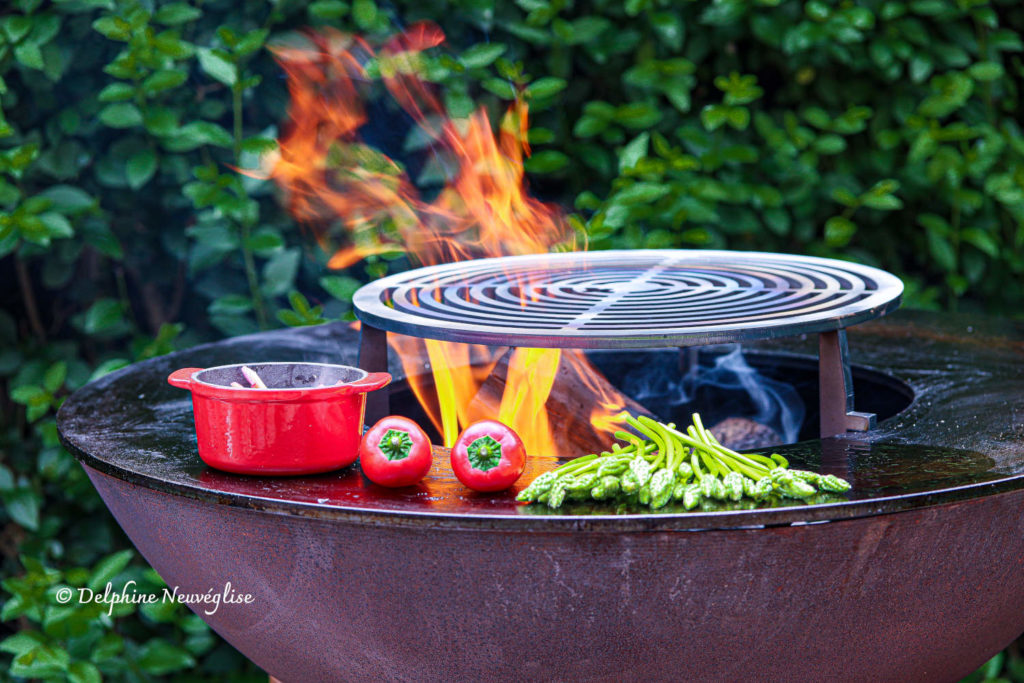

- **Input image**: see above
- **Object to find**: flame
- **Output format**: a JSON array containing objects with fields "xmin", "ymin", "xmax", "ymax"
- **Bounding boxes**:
[
  {"xmin": 497, "ymin": 348, "xmax": 560, "ymax": 457},
  {"xmin": 267, "ymin": 24, "xmax": 630, "ymax": 455}
]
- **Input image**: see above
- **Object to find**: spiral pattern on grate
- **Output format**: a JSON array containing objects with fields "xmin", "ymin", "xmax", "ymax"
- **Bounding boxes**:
[{"xmin": 353, "ymin": 250, "xmax": 904, "ymax": 348}]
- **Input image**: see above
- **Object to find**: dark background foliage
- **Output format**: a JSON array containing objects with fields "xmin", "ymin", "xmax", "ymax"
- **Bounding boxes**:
[{"xmin": 1, "ymin": 0, "xmax": 1022, "ymax": 679}]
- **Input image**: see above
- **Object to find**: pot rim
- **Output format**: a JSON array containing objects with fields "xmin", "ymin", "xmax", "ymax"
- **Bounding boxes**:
[{"xmin": 191, "ymin": 361, "xmax": 369, "ymax": 392}]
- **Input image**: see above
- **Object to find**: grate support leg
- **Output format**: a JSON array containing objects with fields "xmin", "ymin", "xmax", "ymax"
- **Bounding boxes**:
[
  {"xmin": 818, "ymin": 330, "xmax": 876, "ymax": 438},
  {"xmin": 678, "ymin": 346, "xmax": 700, "ymax": 380},
  {"xmin": 359, "ymin": 323, "xmax": 390, "ymax": 425}
]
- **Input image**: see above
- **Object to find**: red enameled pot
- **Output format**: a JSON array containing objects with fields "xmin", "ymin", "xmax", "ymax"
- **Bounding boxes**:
[{"xmin": 168, "ymin": 362, "xmax": 391, "ymax": 475}]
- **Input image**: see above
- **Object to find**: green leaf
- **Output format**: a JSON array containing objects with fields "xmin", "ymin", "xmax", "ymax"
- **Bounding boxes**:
[
  {"xmin": 140, "ymin": 594, "xmax": 181, "ymax": 622},
  {"xmin": 171, "ymin": 121, "xmax": 233, "ymax": 149},
  {"xmin": 136, "ymin": 639, "xmax": 196, "ymax": 675},
  {"xmin": 153, "ymin": 31, "xmax": 195, "ymax": 59},
  {"xmin": 240, "ymin": 137, "xmax": 277, "ymax": 155},
  {"xmin": 619, "ymin": 132, "xmax": 649, "ymax": 172},
  {"xmin": 860, "ymin": 193, "xmax": 902, "ymax": 210},
  {"xmin": 262, "ymin": 248, "xmax": 301, "ymax": 297},
  {"xmin": 0, "ymin": 631, "xmax": 45, "ymax": 656},
  {"xmin": 990, "ymin": 29, "xmax": 1023, "ymax": 52},
  {"xmin": 11, "ymin": 643, "xmax": 69, "ymax": 677},
  {"xmin": 524, "ymin": 150, "xmax": 568, "ymax": 173},
  {"xmin": 39, "ymin": 212, "xmax": 73, "ymax": 238},
  {"xmin": 927, "ymin": 229, "xmax": 957, "ymax": 271},
  {"xmin": 197, "ymin": 47, "xmax": 237, "ymax": 87},
  {"xmin": 99, "ymin": 103, "xmax": 143, "ymax": 129},
  {"xmin": 68, "ymin": 661, "xmax": 102, "ymax": 683},
  {"xmin": 89, "ymin": 359, "xmax": 130, "ymax": 382},
  {"xmin": 5, "ymin": 488, "xmax": 41, "ymax": 530},
  {"xmin": 481, "ymin": 78, "xmax": 515, "ymax": 99},
  {"xmin": 320, "ymin": 275, "xmax": 361, "ymax": 302},
  {"xmin": 288, "ymin": 290, "xmax": 311, "ymax": 315},
  {"xmin": 10, "ymin": 384, "xmax": 46, "ymax": 405},
  {"xmin": 142, "ymin": 69, "xmax": 187, "ymax": 94},
  {"xmin": 2, "ymin": 15, "xmax": 33, "ymax": 43},
  {"xmin": 961, "ymin": 228, "xmax": 998, "ymax": 257},
  {"xmin": 827, "ymin": 188, "xmax": 856, "ymax": 208},
  {"xmin": 573, "ymin": 115, "xmax": 607, "ymax": 138},
  {"xmin": 43, "ymin": 361, "xmax": 67, "ymax": 393},
  {"xmin": 910, "ymin": 0, "xmax": 947, "ymax": 15},
  {"xmin": 968, "ymin": 61, "xmax": 1004, "ymax": 82},
  {"xmin": 919, "ymin": 72, "xmax": 974, "ymax": 118},
  {"xmin": 153, "ymin": 2, "xmax": 201, "ymax": 25},
  {"xmin": 701, "ymin": 104, "xmax": 727, "ymax": 131},
  {"xmin": 650, "ymin": 12, "xmax": 683, "ymax": 50},
  {"xmin": 276, "ymin": 309, "xmax": 306, "ymax": 327},
  {"xmin": 352, "ymin": 0, "xmax": 378, "ymax": 30},
  {"xmin": 88, "ymin": 549, "xmax": 134, "ymax": 591},
  {"xmin": 725, "ymin": 106, "xmax": 750, "ymax": 130},
  {"xmin": 824, "ymin": 216, "xmax": 856, "ymax": 247},
  {"xmin": 613, "ymin": 182, "xmax": 671, "ymax": 204},
  {"xmin": 246, "ymin": 228, "xmax": 284, "ymax": 254},
  {"xmin": 0, "ymin": 465, "xmax": 14, "ymax": 492},
  {"xmin": 615, "ymin": 102, "xmax": 661, "ymax": 129},
  {"xmin": 814, "ymin": 134, "xmax": 847, "ymax": 154},
  {"xmin": 562, "ymin": 16, "xmax": 611, "ymax": 45},
  {"xmin": 909, "ymin": 55, "xmax": 933, "ymax": 83},
  {"xmin": 209, "ymin": 294, "xmax": 253, "ymax": 316},
  {"xmin": 525, "ymin": 77, "xmax": 567, "ymax": 100},
  {"xmin": 126, "ymin": 149, "xmax": 157, "ymax": 189},
  {"xmin": 309, "ymin": 0, "xmax": 349, "ymax": 20},
  {"xmin": 90, "ymin": 633, "xmax": 124, "ymax": 664},
  {"xmin": 97, "ymin": 82, "xmax": 135, "ymax": 102},
  {"xmin": 230, "ymin": 32, "xmax": 262, "ymax": 58},
  {"xmin": 144, "ymin": 107, "xmax": 181, "ymax": 136},
  {"xmin": 92, "ymin": 15, "xmax": 130, "ymax": 41},
  {"xmin": 460, "ymin": 43, "xmax": 506, "ymax": 69},
  {"xmin": 763, "ymin": 208, "xmax": 790, "ymax": 236},
  {"xmin": 186, "ymin": 222, "xmax": 238, "ymax": 249},
  {"xmin": 14, "ymin": 42, "xmax": 45, "ymax": 70},
  {"xmin": 80, "ymin": 298, "xmax": 126, "ymax": 335},
  {"xmin": 918, "ymin": 213, "xmax": 950, "ymax": 235}
]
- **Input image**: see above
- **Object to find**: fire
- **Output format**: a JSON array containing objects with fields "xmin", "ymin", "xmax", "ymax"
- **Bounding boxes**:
[{"xmin": 266, "ymin": 23, "xmax": 630, "ymax": 455}]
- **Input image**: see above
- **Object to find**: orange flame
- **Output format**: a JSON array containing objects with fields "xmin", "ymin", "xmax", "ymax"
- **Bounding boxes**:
[{"xmin": 267, "ymin": 24, "xmax": 629, "ymax": 455}]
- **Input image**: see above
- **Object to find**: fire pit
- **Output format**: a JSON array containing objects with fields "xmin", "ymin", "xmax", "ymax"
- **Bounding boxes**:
[{"xmin": 56, "ymin": 305, "xmax": 1024, "ymax": 681}]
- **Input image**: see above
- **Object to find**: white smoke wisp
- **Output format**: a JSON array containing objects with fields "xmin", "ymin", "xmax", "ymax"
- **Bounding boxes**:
[
  {"xmin": 707, "ymin": 345, "xmax": 805, "ymax": 443},
  {"xmin": 619, "ymin": 344, "xmax": 805, "ymax": 443}
]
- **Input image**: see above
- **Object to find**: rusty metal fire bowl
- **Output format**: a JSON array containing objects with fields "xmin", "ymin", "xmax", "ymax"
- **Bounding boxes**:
[{"xmin": 57, "ymin": 308, "xmax": 1024, "ymax": 682}]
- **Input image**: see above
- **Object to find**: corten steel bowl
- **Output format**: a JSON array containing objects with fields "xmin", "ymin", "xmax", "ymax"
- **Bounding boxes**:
[
  {"xmin": 167, "ymin": 362, "xmax": 390, "ymax": 475},
  {"xmin": 57, "ymin": 312, "xmax": 1024, "ymax": 682}
]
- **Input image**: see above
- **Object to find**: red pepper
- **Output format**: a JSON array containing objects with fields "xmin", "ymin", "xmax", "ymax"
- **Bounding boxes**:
[
  {"xmin": 450, "ymin": 420, "xmax": 526, "ymax": 492},
  {"xmin": 358, "ymin": 416, "xmax": 433, "ymax": 487}
]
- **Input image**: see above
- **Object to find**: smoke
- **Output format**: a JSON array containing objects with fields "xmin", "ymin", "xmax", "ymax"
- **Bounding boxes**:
[{"xmin": 619, "ymin": 344, "xmax": 805, "ymax": 443}]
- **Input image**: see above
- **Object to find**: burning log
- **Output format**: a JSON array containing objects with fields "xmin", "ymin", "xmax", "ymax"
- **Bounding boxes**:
[{"xmin": 466, "ymin": 349, "xmax": 654, "ymax": 457}]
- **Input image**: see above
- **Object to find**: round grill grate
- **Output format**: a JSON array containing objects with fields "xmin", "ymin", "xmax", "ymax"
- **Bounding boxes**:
[{"xmin": 353, "ymin": 250, "xmax": 903, "ymax": 349}]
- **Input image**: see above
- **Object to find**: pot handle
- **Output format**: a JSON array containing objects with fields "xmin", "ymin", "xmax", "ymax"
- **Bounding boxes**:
[
  {"xmin": 345, "ymin": 372, "xmax": 392, "ymax": 393},
  {"xmin": 168, "ymin": 367, "xmax": 203, "ymax": 390}
]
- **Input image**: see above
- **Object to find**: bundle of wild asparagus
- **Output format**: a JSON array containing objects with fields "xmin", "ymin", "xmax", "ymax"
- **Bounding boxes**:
[{"xmin": 516, "ymin": 413, "xmax": 851, "ymax": 510}]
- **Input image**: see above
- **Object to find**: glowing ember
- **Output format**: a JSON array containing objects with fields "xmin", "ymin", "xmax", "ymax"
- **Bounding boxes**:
[{"xmin": 266, "ymin": 23, "xmax": 631, "ymax": 455}]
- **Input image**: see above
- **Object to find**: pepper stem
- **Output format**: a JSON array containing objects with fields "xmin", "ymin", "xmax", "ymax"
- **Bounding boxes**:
[
  {"xmin": 380, "ymin": 429, "xmax": 414, "ymax": 461},
  {"xmin": 467, "ymin": 435, "xmax": 502, "ymax": 471}
]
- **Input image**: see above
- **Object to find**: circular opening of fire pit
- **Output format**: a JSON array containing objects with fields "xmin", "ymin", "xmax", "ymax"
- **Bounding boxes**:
[{"xmin": 391, "ymin": 347, "xmax": 914, "ymax": 449}]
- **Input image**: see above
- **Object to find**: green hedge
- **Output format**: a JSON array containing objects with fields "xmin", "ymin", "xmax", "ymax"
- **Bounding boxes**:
[{"xmin": 1, "ymin": 0, "xmax": 1023, "ymax": 679}]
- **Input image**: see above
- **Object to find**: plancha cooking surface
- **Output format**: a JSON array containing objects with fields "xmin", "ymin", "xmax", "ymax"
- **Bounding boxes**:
[{"xmin": 57, "ymin": 310, "xmax": 1024, "ymax": 530}]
